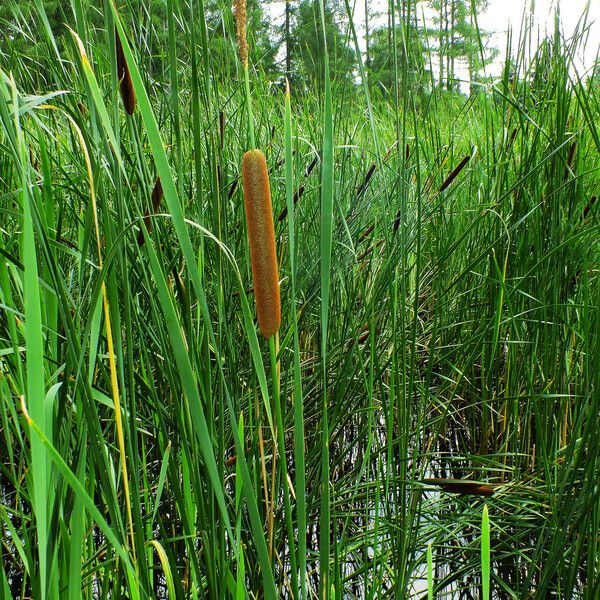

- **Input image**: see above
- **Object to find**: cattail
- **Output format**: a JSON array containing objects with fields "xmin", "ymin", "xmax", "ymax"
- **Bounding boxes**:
[
  {"xmin": 357, "ymin": 322, "xmax": 370, "ymax": 345},
  {"xmin": 358, "ymin": 223, "xmax": 375, "ymax": 242},
  {"xmin": 439, "ymin": 154, "xmax": 471, "ymax": 192},
  {"xmin": 356, "ymin": 162, "xmax": 377, "ymax": 197},
  {"xmin": 29, "ymin": 145, "xmax": 40, "ymax": 172},
  {"xmin": 228, "ymin": 178, "xmax": 239, "ymax": 200},
  {"xmin": 582, "ymin": 195, "xmax": 597, "ymax": 221},
  {"xmin": 304, "ymin": 154, "xmax": 319, "ymax": 178},
  {"xmin": 423, "ymin": 478, "xmax": 496, "ymax": 497},
  {"xmin": 392, "ymin": 210, "xmax": 402, "ymax": 232},
  {"xmin": 115, "ymin": 27, "xmax": 136, "ymax": 115},
  {"xmin": 383, "ymin": 142, "xmax": 396, "ymax": 162},
  {"xmin": 277, "ymin": 153, "xmax": 317, "ymax": 222},
  {"xmin": 137, "ymin": 177, "xmax": 164, "ymax": 245},
  {"xmin": 278, "ymin": 185, "xmax": 304, "ymax": 222},
  {"xmin": 357, "ymin": 239, "xmax": 384, "ymax": 262},
  {"xmin": 242, "ymin": 150, "xmax": 280, "ymax": 338},
  {"xmin": 564, "ymin": 140, "xmax": 577, "ymax": 180},
  {"xmin": 219, "ymin": 110, "xmax": 225, "ymax": 150},
  {"xmin": 233, "ymin": 0, "xmax": 248, "ymax": 69}
]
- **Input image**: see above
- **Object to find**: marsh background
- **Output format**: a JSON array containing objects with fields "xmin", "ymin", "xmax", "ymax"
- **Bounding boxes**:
[{"xmin": 0, "ymin": 0, "xmax": 599, "ymax": 598}]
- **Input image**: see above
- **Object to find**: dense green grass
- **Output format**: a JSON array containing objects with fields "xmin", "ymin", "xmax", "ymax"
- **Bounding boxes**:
[{"xmin": 1, "ymin": 1, "xmax": 599, "ymax": 598}]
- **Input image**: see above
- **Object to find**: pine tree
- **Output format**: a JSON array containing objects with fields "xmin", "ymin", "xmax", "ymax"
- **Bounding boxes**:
[
  {"xmin": 428, "ymin": 0, "xmax": 496, "ymax": 92},
  {"xmin": 368, "ymin": 22, "xmax": 431, "ymax": 98},
  {"xmin": 289, "ymin": 0, "xmax": 356, "ymax": 90}
]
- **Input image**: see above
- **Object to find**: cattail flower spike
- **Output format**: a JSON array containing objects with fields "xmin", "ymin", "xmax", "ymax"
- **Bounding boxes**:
[{"xmin": 242, "ymin": 150, "xmax": 281, "ymax": 338}]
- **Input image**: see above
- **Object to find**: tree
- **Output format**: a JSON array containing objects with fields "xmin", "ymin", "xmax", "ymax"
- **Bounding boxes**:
[
  {"xmin": 289, "ymin": 0, "xmax": 356, "ymax": 90},
  {"xmin": 427, "ymin": 0, "xmax": 496, "ymax": 92},
  {"xmin": 368, "ymin": 23, "xmax": 431, "ymax": 98},
  {"xmin": 0, "ymin": 1, "xmax": 70, "ymax": 59},
  {"xmin": 284, "ymin": 0, "xmax": 298, "ymax": 77}
]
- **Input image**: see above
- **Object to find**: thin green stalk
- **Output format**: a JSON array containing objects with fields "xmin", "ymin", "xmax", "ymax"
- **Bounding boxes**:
[
  {"xmin": 317, "ymin": 0, "xmax": 334, "ymax": 595},
  {"xmin": 285, "ymin": 81, "xmax": 307, "ymax": 600}
]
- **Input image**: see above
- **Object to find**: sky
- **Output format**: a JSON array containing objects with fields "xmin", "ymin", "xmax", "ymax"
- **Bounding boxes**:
[{"xmin": 267, "ymin": 0, "xmax": 600, "ymax": 85}]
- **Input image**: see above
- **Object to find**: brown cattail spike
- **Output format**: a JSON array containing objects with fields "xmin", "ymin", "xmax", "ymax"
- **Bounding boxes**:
[
  {"xmin": 278, "ymin": 185, "xmax": 305, "ymax": 222},
  {"xmin": 564, "ymin": 140, "xmax": 577, "ymax": 180},
  {"xmin": 115, "ymin": 27, "xmax": 136, "ymax": 115},
  {"xmin": 233, "ymin": 0, "xmax": 248, "ymax": 69},
  {"xmin": 219, "ymin": 110, "xmax": 225, "ymax": 150},
  {"xmin": 582, "ymin": 195, "xmax": 597, "ymax": 221},
  {"xmin": 151, "ymin": 177, "xmax": 164, "ymax": 213},
  {"xmin": 439, "ymin": 154, "xmax": 471, "ymax": 192},
  {"xmin": 228, "ymin": 179, "xmax": 239, "ymax": 200},
  {"xmin": 242, "ymin": 150, "xmax": 281, "ymax": 338},
  {"xmin": 303, "ymin": 154, "xmax": 318, "ymax": 178},
  {"xmin": 277, "ymin": 153, "xmax": 317, "ymax": 222},
  {"xmin": 358, "ymin": 223, "xmax": 375, "ymax": 242},
  {"xmin": 357, "ymin": 162, "xmax": 377, "ymax": 197},
  {"xmin": 423, "ymin": 478, "xmax": 496, "ymax": 497},
  {"xmin": 137, "ymin": 177, "xmax": 164, "ymax": 246}
]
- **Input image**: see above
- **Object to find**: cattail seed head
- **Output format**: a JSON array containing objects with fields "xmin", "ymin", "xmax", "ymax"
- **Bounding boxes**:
[
  {"xmin": 439, "ymin": 154, "xmax": 471, "ymax": 192},
  {"xmin": 233, "ymin": 0, "xmax": 248, "ymax": 69},
  {"xmin": 564, "ymin": 140, "xmax": 577, "ymax": 180},
  {"xmin": 219, "ymin": 110, "xmax": 225, "ymax": 149},
  {"xmin": 582, "ymin": 195, "xmax": 597, "ymax": 221},
  {"xmin": 115, "ymin": 27, "xmax": 136, "ymax": 115},
  {"xmin": 242, "ymin": 150, "xmax": 280, "ymax": 338},
  {"xmin": 137, "ymin": 177, "xmax": 164, "ymax": 246}
]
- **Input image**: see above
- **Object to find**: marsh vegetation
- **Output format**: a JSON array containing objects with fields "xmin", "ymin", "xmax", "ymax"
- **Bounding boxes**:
[{"xmin": 0, "ymin": 1, "xmax": 599, "ymax": 598}]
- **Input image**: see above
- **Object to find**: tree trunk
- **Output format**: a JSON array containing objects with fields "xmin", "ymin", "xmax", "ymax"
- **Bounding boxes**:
[
  {"xmin": 364, "ymin": 0, "xmax": 369, "ymax": 70},
  {"xmin": 438, "ymin": 1, "xmax": 444, "ymax": 88},
  {"xmin": 449, "ymin": 0, "xmax": 456, "ymax": 90},
  {"xmin": 445, "ymin": 0, "xmax": 451, "ymax": 90}
]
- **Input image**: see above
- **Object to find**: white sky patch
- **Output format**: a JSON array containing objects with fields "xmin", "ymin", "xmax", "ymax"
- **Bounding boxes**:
[{"xmin": 266, "ymin": 0, "xmax": 599, "ymax": 86}]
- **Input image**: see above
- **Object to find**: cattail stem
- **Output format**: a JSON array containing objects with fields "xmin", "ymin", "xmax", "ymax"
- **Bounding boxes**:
[
  {"xmin": 244, "ymin": 66, "xmax": 255, "ymax": 149},
  {"xmin": 242, "ymin": 150, "xmax": 280, "ymax": 338},
  {"xmin": 267, "ymin": 334, "xmax": 279, "ymax": 560}
]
